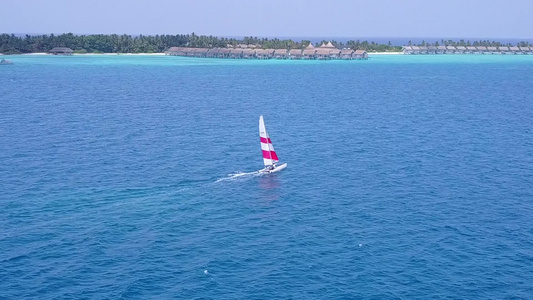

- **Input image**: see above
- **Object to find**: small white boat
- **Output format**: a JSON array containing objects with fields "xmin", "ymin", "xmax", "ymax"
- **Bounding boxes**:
[
  {"xmin": 258, "ymin": 115, "xmax": 287, "ymax": 173},
  {"xmin": 0, "ymin": 59, "xmax": 13, "ymax": 65}
]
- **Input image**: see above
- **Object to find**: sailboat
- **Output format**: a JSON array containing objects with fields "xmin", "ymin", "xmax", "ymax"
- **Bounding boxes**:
[{"xmin": 259, "ymin": 115, "xmax": 287, "ymax": 173}]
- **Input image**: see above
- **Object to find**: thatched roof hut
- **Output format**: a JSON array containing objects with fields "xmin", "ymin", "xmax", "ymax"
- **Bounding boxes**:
[
  {"xmin": 445, "ymin": 46, "xmax": 456, "ymax": 53},
  {"xmin": 498, "ymin": 46, "xmax": 509, "ymax": 51},
  {"xmin": 218, "ymin": 48, "xmax": 231, "ymax": 58},
  {"xmin": 274, "ymin": 49, "xmax": 288, "ymax": 59},
  {"xmin": 206, "ymin": 48, "xmax": 221, "ymax": 57},
  {"xmin": 289, "ymin": 49, "xmax": 303, "ymax": 59},
  {"xmin": 302, "ymin": 48, "xmax": 316, "ymax": 59},
  {"xmin": 255, "ymin": 49, "xmax": 273, "ymax": 59},
  {"xmin": 49, "ymin": 47, "xmax": 73, "ymax": 55},
  {"xmin": 242, "ymin": 49, "xmax": 256, "ymax": 58},
  {"xmin": 229, "ymin": 49, "xmax": 243, "ymax": 58},
  {"xmin": 192, "ymin": 48, "xmax": 209, "ymax": 57},
  {"xmin": 340, "ymin": 49, "xmax": 354, "ymax": 59},
  {"xmin": 315, "ymin": 48, "xmax": 333, "ymax": 59},
  {"xmin": 354, "ymin": 49, "xmax": 368, "ymax": 59}
]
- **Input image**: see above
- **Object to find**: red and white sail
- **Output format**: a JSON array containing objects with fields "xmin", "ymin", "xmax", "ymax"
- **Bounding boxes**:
[{"xmin": 259, "ymin": 115, "xmax": 279, "ymax": 166}]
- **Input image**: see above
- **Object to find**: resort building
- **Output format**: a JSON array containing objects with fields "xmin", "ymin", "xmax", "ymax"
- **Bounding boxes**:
[
  {"xmin": 229, "ymin": 49, "xmax": 243, "ymax": 58},
  {"xmin": 206, "ymin": 48, "xmax": 220, "ymax": 58},
  {"xmin": 164, "ymin": 41, "xmax": 368, "ymax": 60},
  {"xmin": 509, "ymin": 46, "xmax": 520, "ymax": 54},
  {"xmin": 466, "ymin": 46, "xmax": 477, "ymax": 54},
  {"xmin": 340, "ymin": 49, "xmax": 354, "ymax": 59},
  {"xmin": 289, "ymin": 49, "xmax": 303, "ymax": 59},
  {"xmin": 353, "ymin": 50, "xmax": 369, "ymax": 59},
  {"xmin": 49, "ymin": 47, "xmax": 73, "ymax": 55},
  {"xmin": 242, "ymin": 49, "xmax": 255, "ymax": 59},
  {"xmin": 274, "ymin": 49, "xmax": 288, "ymax": 59},
  {"xmin": 455, "ymin": 46, "xmax": 467, "ymax": 54}
]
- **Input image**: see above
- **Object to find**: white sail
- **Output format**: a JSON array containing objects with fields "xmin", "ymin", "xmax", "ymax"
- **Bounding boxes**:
[{"xmin": 259, "ymin": 115, "xmax": 279, "ymax": 166}]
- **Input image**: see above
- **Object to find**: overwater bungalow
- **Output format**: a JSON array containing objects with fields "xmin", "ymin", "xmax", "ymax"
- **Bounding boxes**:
[
  {"xmin": 519, "ymin": 46, "xmax": 530, "ymax": 54},
  {"xmin": 289, "ymin": 49, "xmax": 303, "ymax": 59},
  {"xmin": 419, "ymin": 46, "xmax": 429, "ymax": 54},
  {"xmin": 402, "ymin": 46, "xmax": 413, "ymax": 54},
  {"xmin": 476, "ymin": 46, "xmax": 489, "ymax": 54},
  {"xmin": 302, "ymin": 43, "xmax": 316, "ymax": 59},
  {"xmin": 445, "ymin": 45, "xmax": 456, "ymax": 54},
  {"xmin": 354, "ymin": 50, "xmax": 368, "ymax": 60},
  {"xmin": 340, "ymin": 49, "xmax": 354, "ymax": 59},
  {"xmin": 427, "ymin": 45, "xmax": 437, "ymax": 54},
  {"xmin": 255, "ymin": 49, "xmax": 273, "ymax": 59},
  {"xmin": 229, "ymin": 49, "xmax": 243, "ymax": 58},
  {"xmin": 274, "ymin": 49, "xmax": 288, "ymax": 59},
  {"xmin": 49, "ymin": 47, "xmax": 73, "ymax": 55},
  {"xmin": 455, "ymin": 46, "xmax": 467, "ymax": 54},
  {"xmin": 329, "ymin": 49, "xmax": 341, "ymax": 59},
  {"xmin": 302, "ymin": 48, "xmax": 316, "ymax": 59},
  {"xmin": 509, "ymin": 46, "xmax": 520, "ymax": 54},
  {"xmin": 242, "ymin": 49, "xmax": 256, "ymax": 59},
  {"xmin": 193, "ymin": 48, "xmax": 209, "ymax": 57},
  {"xmin": 466, "ymin": 46, "xmax": 477, "ymax": 54},
  {"xmin": 315, "ymin": 48, "xmax": 332, "ymax": 60},
  {"xmin": 487, "ymin": 46, "xmax": 499, "ymax": 54},
  {"xmin": 206, "ymin": 48, "xmax": 220, "ymax": 58},
  {"xmin": 498, "ymin": 46, "xmax": 510, "ymax": 54},
  {"xmin": 217, "ymin": 48, "xmax": 231, "ymax": 58},
  {"xmin": 165, "ymin": 47, "xmax": 184, "ymax": 56},
  {"xmin": 437, "ymin": 46, "xmax": 447, "ymax": 54},
  {"xmin": 411, "ymin": 46, "xmax": 421, "ymax": 54}
]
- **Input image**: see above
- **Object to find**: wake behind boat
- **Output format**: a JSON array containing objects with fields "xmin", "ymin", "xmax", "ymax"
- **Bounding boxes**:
[{"xmin": 258, "ymin": 115, "xmax": 287, "ymax": 174}]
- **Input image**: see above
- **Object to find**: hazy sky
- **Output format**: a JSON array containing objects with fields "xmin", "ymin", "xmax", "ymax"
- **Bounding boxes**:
[{"xmin": 2, "ymin": 0, "xmax": 532, "ymax": 38}]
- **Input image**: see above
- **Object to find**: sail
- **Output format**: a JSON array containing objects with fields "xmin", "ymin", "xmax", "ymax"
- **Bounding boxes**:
[{"xmin": 259, "ymin": 115, "xmax": 279, "ymax": 166}]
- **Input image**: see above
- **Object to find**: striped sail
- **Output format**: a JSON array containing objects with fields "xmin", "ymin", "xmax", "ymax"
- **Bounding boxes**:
[{"xmin": 259, "ymin": 115, "xmax": 279, "ymax": 166}]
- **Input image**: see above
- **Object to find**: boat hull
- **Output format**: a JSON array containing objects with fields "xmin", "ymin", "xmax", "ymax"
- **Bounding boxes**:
[{"xmin": 259, "ymin": 163, "xmax": 287, "ymax": 174}]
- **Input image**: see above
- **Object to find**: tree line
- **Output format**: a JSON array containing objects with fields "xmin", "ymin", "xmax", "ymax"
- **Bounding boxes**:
[{"xmin": 0, "ymin": 32, "xmax": 405, "ymax": 54}]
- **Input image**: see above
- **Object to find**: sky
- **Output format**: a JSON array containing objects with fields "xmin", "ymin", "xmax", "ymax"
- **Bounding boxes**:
[{"xmin": 1, "ymin": 0, "xmax": 532, "ymax": 39}]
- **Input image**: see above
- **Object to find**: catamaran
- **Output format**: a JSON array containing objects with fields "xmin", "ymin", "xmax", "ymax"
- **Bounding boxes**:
[{"xmin": 259, "ymin": 115, "xmax": 287, "ymax": 173}]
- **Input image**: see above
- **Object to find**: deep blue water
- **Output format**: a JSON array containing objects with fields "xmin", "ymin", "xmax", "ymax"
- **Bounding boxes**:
[{"xmin": 1, "ymin": 54, "xmax": 532, "ymax": 299}]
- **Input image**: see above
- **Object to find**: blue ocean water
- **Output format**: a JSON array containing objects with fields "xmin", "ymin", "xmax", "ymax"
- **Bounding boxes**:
[{"xmin": 1, "ymin": 54, "xmax": 532, "ymax": 299}]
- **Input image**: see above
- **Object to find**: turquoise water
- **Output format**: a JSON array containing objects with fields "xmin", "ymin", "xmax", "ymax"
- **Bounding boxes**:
[{"xmin": 1, "ymin": 54, "xmax": 532, "ymax": 299}]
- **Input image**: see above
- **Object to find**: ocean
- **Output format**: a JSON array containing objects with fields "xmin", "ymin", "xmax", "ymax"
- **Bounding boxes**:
[{"xmin": 1, "ymin": 54, "xmax": 532, "ymax": 299}]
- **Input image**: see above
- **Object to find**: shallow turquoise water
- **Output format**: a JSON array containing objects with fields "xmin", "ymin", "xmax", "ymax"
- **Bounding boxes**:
[{"xmin": 1, "ymin": 54, "xmax": 532, "ymax": 299}]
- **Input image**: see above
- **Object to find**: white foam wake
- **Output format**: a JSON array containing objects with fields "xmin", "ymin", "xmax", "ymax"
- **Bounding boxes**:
[{"xmin": 215, "ymin": 170, "xmax": 263, "ymax": 182}]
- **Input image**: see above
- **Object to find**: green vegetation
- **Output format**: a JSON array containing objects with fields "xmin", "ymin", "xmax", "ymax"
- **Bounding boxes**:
[
  {"xmin": 1, "ymin": 33, "xmax": 528, "ymax": 54},
  {"xmin": 0, "ymin": 32, "xmax": 401, "ymax": 54}
]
